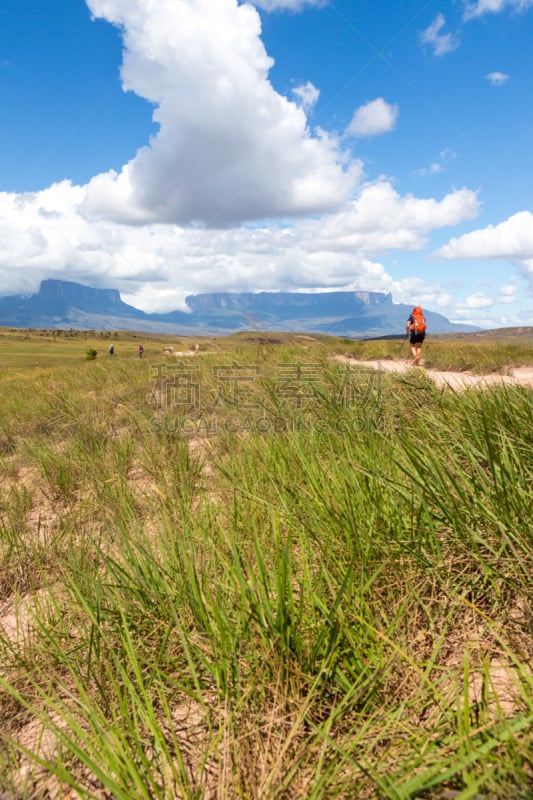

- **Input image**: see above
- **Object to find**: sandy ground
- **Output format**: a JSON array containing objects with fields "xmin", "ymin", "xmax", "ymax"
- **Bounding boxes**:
[{"xmin": 333, "ymin": 356, "xmax": 533, "ymax": 391}]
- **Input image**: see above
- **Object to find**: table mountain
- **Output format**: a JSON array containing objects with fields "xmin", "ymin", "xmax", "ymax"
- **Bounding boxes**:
[{"xmin": 0, "ymin": 280, "xmax": 479, "ymax": 336}]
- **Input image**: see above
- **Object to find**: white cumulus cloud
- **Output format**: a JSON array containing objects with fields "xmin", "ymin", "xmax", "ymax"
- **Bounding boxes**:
[
  {"xmin": 464, "ymin": 0, "xmax": 533, "ymax": 21},
  {"xmin": 292, "ymin": 81, "xmax": 320, "ymax": 111},
  {"xmin": 346, "ymin": 98, "xmax": 399, "ymax": 138},
  {"xmin": 487, "ymin": 71, "xmax": 510, "ymax": 85},
  {"xmin": 437, "ymin": 211, "xmax": 533, "ymax": 260},
  {"xmin": 82, "ymin": 0, "xmax": 356, "ymax": 227},
  {"xmin": 499, "ymin": 282, "xmax": 518, "ymax": 303},
  {"xmin": 460, "ymin": 292, "xmax": 493, "ymax": 309},
  {"xmin": 416, "ymin": 148, "xmax": 457, "ymax": 177},
  {"xmin": 312, "ymin": 183, "xmax": 480, "ymax": 255},
  {"xmin": 437, "ymin": 211, "xmax": 533, "ymax": 291},
  {"xmin": 420, "ymin": 14, "xmax": 460, "ymax": 57}
]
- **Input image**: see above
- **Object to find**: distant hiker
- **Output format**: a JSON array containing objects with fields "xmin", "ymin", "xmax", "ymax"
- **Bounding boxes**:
[
  {"xmin": 109, "ymin": 344, "xmax": 115, "ymax": 356},
  {"xmin": 406, "ymin": 306, "xmax": 426, "ymax": 366},
  {"xmin": 138, "ymin": 344, "xmax": 144, "ymax": 359}
]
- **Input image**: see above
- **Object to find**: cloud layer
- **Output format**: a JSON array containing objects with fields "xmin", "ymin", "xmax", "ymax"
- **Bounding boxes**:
[{"xmin": 0, "ymin": 175, "xmax": 480, "ymax": 312}]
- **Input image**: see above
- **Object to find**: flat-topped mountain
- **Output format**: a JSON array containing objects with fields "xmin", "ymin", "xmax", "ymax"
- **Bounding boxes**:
[
  {"xmin": 39, "ymin": 279, "xmax": 123, "ymax": 309},
  {"xmin": 0, "ymin": 280, "xmax": 479, "ymax": 337}
]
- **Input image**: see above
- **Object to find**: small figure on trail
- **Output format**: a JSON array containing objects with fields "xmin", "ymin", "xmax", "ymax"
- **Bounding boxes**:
[
  {"xmin": 138, "ymin": 344, "xmax": 144, "ymax": 358},
  {"xmin": 406, "ymin": 306, "xmax": 426, "ymax": 366},
  {"xmin": 109, "ymin": 344, "xmax": 115, "ymax": 356}
]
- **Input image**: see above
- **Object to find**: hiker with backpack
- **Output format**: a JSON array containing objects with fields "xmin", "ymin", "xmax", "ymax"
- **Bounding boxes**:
[{"xmin": 406, "ymin": 306, "xmax": 426, "ymax": 366}]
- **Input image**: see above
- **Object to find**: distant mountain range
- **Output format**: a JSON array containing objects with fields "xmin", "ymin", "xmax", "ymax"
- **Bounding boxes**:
[{"xmin": 0, "ymin": 279, "xmax": 479, "ymax": 337}]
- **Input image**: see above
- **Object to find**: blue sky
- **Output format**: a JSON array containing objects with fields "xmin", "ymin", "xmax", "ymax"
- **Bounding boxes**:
[{"xmin": 0, "ymin": 0, "xmax": 532, "ymax": 328}]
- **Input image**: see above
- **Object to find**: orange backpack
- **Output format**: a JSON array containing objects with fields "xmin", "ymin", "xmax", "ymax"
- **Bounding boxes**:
[{"xmin": 410, "ymin": 306, "xmax": 426, "ymax": 333}]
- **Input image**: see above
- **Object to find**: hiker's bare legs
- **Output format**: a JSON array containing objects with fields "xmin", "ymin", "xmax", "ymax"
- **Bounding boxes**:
[
  {"xmin": 408, "ymin": 328, "xmax": 425, "ymax": 366},
  {"xmin": 412, "ymin": 344, "xmax": 422, "ymax": 365},
  {"xmin": 410, "ymin": 342, "xmax": 422, "ymax": 365}
]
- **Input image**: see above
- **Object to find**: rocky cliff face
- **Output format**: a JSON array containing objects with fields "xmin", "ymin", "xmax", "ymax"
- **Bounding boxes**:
[
  {"xmin": 185, "ymin": 291, "xmax": 390, "ymax": 312},
  {"xmin": 38, "ymin": 280, "xmax": 123, "ymax": 310}
]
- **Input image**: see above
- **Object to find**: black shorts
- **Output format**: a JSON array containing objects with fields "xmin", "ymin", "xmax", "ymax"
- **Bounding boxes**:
[{"xmin": 410, "ymin": 332, "xmax": 425, "ymax": 345}]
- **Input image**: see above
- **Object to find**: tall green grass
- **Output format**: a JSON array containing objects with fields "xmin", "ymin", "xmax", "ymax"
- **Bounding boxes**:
[{"xmin": 0, "ymin": 335, "xmax": 531, "ymax": 798}]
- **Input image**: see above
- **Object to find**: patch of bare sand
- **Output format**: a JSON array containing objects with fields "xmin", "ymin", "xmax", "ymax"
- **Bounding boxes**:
[
  {"xmin": 188, "ymin": 436, "xmax": 214, "ymax": 478},
  {"xmin": 437, "ymin": 608, "xmax": 532, "ymax": 721},
  {"xmin": 162, "ymin": 348, "xmax": 204, "ymax": 357},
  {"xmin": 0, "ymin": 585, "xmax": 65, "ymax": 648},
  {"xmin": 10, "ymin": 713, "xmax": 66, "ymax": 800},
  {"xmin": 0, "ymin": 596, "xmax": 34, "ymax": 644},
  {"xmin": 333, "ymin": 356, "xmax": 533, "ymax": 390}
]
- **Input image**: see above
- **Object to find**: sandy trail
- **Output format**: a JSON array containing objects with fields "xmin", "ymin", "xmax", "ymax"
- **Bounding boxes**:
[{"xmin": 332, "ymin": 355, "xmax": 533, "ymax": 390}]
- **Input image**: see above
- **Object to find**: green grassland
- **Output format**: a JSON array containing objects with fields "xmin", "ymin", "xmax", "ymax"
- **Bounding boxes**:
[{"xmin": 0, "ymin": 328, "xmax": 532, "ymax": 799}]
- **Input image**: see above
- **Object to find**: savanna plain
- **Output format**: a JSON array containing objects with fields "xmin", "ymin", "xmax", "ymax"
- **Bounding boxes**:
[{"xmin": 0, "ymin": 327, "xmax": 532, "ymax": 800}]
